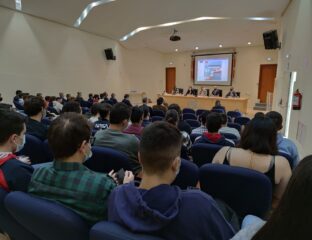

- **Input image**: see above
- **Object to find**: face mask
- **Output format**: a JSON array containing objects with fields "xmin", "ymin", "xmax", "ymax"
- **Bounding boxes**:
[
  {"xmin": 15, "ymin": 135, "xmax": 26, "ymax": 152},
  {"xmin": 83, "ymin": 144, "xmax": 93, "ymax": 162}
]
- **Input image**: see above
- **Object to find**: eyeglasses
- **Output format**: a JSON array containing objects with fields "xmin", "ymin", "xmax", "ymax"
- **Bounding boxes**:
[{"xmin": 90, "ymin": 136, "xmax": 95, "ymax": 145}]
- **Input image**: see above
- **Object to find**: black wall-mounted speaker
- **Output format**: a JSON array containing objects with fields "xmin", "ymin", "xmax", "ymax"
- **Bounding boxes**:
[
  {"xmin": 263, "ymin": 30, "xmax": 281, "ymax": 49},
  {"xmin": 104, "ymin": 48, "xmax": 116, "ymax": 60}
]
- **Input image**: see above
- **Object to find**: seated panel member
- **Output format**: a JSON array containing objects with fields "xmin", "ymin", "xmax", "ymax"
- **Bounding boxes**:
[
  {"xmin": 225, "ymin": 87, "xmax": 238, "ymax": 98},
  {"xmin": 211, "ymin": 86, "xmax": 222, "ymax": 97},
  {"xmin": 108, "ymin": 122, "xmax": 235, "ymax": 240},
  {"xmin": 185, "ymin": 86, "xmax": 193, "ymax": 96}
]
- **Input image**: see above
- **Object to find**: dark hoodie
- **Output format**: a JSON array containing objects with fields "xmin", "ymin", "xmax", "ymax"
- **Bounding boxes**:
[
  {"xmin": 108, "ymin": 183, "xmax": 234, "ymax": 240},
  {"xmin": 195, "ymin": 132, "xmax": 234, "ymax": 147}
]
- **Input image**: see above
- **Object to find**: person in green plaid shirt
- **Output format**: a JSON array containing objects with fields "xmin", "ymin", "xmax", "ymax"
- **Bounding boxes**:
[{"xmin": 28, "ymin": 112, "xmax": 134, "ymax": 226}]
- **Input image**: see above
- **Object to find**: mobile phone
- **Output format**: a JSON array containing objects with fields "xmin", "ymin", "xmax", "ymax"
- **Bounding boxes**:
[{"xmin": 116, "ymin": 168, "xmax": 125, "ymax": 184}]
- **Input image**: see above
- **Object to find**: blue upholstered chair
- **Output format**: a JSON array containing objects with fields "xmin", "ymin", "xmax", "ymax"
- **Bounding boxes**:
[
  {"xmin": 200, "ymin": 164, "xmax": 272, "ymax": 218},
  {"xmin": 151, "ymin": 116, "xmax": 163, "ymax": 122},
  {"xmin": 191, "ymin": 143, "xmax": 223, "ymax": 167},
  {"xmin": 0, "ymin": 188, "xmax": 39, "ymax": 240},
  {"xmin": 43, "ymin": 139, "xmax": 54, "ymax": 162},
  {"xmin": 234, "ymin": 116, "xmax": 250, "ymax": 126},
  {"xmin": 195, "ymin": 109, "xmax": 206, "ymax": 116},
  {"xmin": 82, "ymin": 107, "xmax": 90, "ymax": 114},
  {"xmin": 17, "ymin": 134, "xmax": 47, "ymax": 164},
  {"xmin": 220, "ymin": 132, "xmax": 239, "ymax": 140},
  {"xmin": 227, "ymin": 111, "xmax": 242, "ymax": 119},
  {"xmin": 182, "ymin": 108, "xmax": 195, "ymax": 115},
  {"xmin": 172, "ymin": 159, "xmax": 199, "ymax": 189},
  {"xmin": 84, "ymin": 146, "xmax": 132, "ymax": 173},
  {"xmin": 90, "ymin": 221, "xmax": 164, "ymax": 240},
  {"xmin": 5, "ymin": 191, "xmax": 89, "ymax": 240},
  {"xmin": 182, "ymin": 113, "xmax": 197, "ymax": 120},
  {"xmin": 185, "ymin": 119, "xmax": 201, "ymax": 129},
  {"xmin": 211, "ymin": 108, "xmax": 225, "ymax": 114},
  {"xmin": 227, "ymin": 122, "xmax": 242, "ymax": 133},
  {"xmin": 151, "ymin": 110, "xmax": 165, "ymax": 117},
  {"xmin": 190, "ymin": 133, "xmax": 202, "ymax": 143},
  {"xmin": 41, "ymin": 117, "xmax": 52, "ymax": 126}
]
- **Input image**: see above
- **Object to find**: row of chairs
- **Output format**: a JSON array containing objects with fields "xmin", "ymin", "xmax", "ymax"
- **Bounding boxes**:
[{"xmin": 0, "ymin": 163, "xmax": 272, "ymax": 240}]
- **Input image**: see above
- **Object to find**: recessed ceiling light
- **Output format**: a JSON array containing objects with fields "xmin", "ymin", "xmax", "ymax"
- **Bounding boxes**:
[
  {"xmin": 248, "ymin": 42, "xmax": 251, "ymax": 45},
  {"xmin": 169, "ymin": 62, "xmax": 173, "ymax": 65},
  {"xmin": 15, "ymin": 0, "xmax": 22, "ymax": 11},
  {"xmin": 175, "ymin": 49, "xmax": 178, "ymax": 52},
  {"xmin": 267, "ymin": 57, "xmax": 272, "ymax": 61},
  {"xmin": 219, "ymin": 44, "xmax": 223, "ymax": 48},
  {"xmin": 195, "ymin": 46, "xmax": 199, "ymax": 50}
]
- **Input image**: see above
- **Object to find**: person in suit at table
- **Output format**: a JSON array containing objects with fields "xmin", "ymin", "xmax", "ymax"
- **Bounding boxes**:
[
  {"xmin": 225, "ymin": 87, "xmax": 238, "ymax": 98},
  {"xmin": 185, "ymin": 86, "xmax": 193, "ymax": 96},
  {"xmin": 122, "ymin": 94, "xmax": 132, "ymax": 107},
  {"xmin": 211, "ymin": 86, "xmax": 222, "ymax": 97},
  {"xmin": 198, "ymin": 86, "xmax": 208, "ymax": 96}
]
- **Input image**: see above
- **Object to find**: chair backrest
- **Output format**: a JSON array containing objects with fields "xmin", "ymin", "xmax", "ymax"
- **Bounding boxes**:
[
  {"xmin": 43, "ymin": 139, "xmax": 54, "ymax": 162},
  {"xmin": 17, "ymin": 134, "xmax": 47, "ymax": 164},
  {"xmin": 220, "ymin": 132, "xmax": 239, "ymax": 140},
  {"xmin": 200, "ymin": 164, "xmax": 272, "ymax": 218},
  {"xmin": 41, "ymin": 117, "xmax": 52, "ymax": 126},
  {"xmin": 47, "ymin": 106, "xmax": 58, "ymax": 115},
  {"xmin": 211, "ymin": 108, "xmax": 225, "ymax": 114},
  {"xmin": 90, "ymin": 221, "xmax": 164, "ymax": 240},
  {"xmin": 84, "ymin": 146, "xmax": 132, "ymax": 173},
  {"xmin": 190, "ymin": 133, "xmax": 202, "ymax": 143},
  {"xmin": 227, "ymin": 122, "xmax": 242, "ymax": 133},
  {"xmin": 182, "ymin": 113, "xmax": 197, "ymax": 120},
  {"xmin": 151, "ymin": 110, "xmax": 165, "ymax": 117},
  {"xmin": 5, "ymin": 191, "xmax": 89, "ymax": 240},
  {"xmin": 13, "ymin": 101, "xmax": 24, "ymax": 110},
  {"xmin": 151, "ymin": 116, "xmax": 163, "ymax": 122},
  {"xmin": 182, "ymin": 108, "xmax": 195, "ymax": 114},
  {"xmin": 227, "ymin": 111, "xmax": 242, "ymax": 119},
  {"xmin": 195, "ymin": 109, "xmax": 206, "ymax": 116},
  {"xmin": 81, "ymin": 100, "xmax": 92, "ymax": 108},
  {"xmin": 172, "ymin": 159, "xmax": 199, "ymax": 189},
  {"xmin": 0, "ymin": 188, "xmax": 39, "ymax": 240},
  {"xmin": 82, "ymin": 107, "xmax": 90, "ymax": 114},
  {"xmin": 278, "ymin": 151, "xmax": 294, "ymax": 169},
  {"xmin": 185, "ymin": 119, "xmax": 201, "ymax": 128},
  {"xmin": 234, "ymin": 117, "xmax": 250, "ymax": 126},
  {"xmin": 191, "ymin": 143, "xmax": 223, "ymax": 167}
]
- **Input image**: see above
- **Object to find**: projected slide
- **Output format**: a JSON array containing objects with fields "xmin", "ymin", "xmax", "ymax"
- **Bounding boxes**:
[{"xmin": 194, "ymin": 54, "xmax": 233, "ymax": 86}]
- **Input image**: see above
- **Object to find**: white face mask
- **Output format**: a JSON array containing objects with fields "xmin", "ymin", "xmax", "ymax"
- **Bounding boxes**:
[
  {"xmin": 15, "ymin": 135, "xmax": 26, "ymax": 153},
  {"xmin": 83, "ymin": 144, "xmax": 93, "ymax": 162}
]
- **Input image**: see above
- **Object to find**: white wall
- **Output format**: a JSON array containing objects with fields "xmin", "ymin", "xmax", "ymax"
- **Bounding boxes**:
[
  {"xmin": 273, "ymin": 0, "xmax": 312, "ymax": 157},
  {"xmin": 0, "ymin": 7, "xmax": 165, "ymax": 103},
  {"xmin": 164, "ymin": 47, "xmax": 278, "ymax": 109}
]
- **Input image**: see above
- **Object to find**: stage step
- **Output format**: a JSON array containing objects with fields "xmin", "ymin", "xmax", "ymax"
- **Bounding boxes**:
[{"xmin": 253, "ymin": 102, "xmax": 267, "ymax": 111}]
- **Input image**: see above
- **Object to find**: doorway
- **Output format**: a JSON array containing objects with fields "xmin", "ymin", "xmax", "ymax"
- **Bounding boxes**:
[
  {"xmin": 166, "ymin": 67, "xmax": 176, "ymax": 93},
  {"xmin": 258, "ymin": 64, "xmax": 277, "ymax": 103}
]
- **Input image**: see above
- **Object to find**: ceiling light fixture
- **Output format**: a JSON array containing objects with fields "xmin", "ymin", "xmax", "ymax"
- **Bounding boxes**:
[
  {"xmin": 74, "ymin": 0, "xmax": 115, "ymax": 27},
  {"xmin": 195, "ymin": 46, "xmax": 199, "ymax": 50},
  {"xmin": 120, "ymin": 16, "xmax": 276, "ymax": 41},
  {"xmin": 170, "ymin": 29, "xmax": 181, "ymax": 41},
  {"xmin": 15, "ymin": 0, "xmax": 22, "ymax": 11},
  {"xmin": 175, "ymin": 49, "xmax": 178, "ymax": 52},
  {"xmin": 219, "ymin": 44, "xmax": 223, "ymax": 48},
  {"xmin": 248, "ymin": 42, "xmax": 251, "ymax": 45}
]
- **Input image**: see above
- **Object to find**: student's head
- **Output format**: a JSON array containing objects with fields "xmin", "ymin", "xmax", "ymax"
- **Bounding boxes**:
[
  {"xmin": 206, "ymin": 112, "xmax": 222, "ymax": 133},
  {"xmin": 0, "ymin": 93, "xmax": 2, "ymax": 102},
  {"xmin": 103, "ymin": 92, "xmax": 108, "ymax": 98},
  {"xmin": 254, "ymin": 112, "xmax": 265, "ymax": 118},
  {"xmin": 61, "ymin": 101, "xmax": 82, "ymax": 114},
  {"xmin": 124, "ymin": 94, "xmax": 129, "ymax": 99},
  {"xmin": 88, "ymin": 93, "xmax": 93, "ymax": 98},
  {"xmin": 199, "ymin": 111, "xmax": 210, "ymax": 125},
  {"xmin": 0, "ymin": 111, "xmax": 26, "ymax": 153},
  {"xmin": 139, "ymin": 122, "xmax": 182, "ymax": 180},
  {"xmin": 59, "ymin": 92, "xmax": 64, "ymax": 98},
  {"xmin": 36, "ymin": 93, "xmax": 42, "ymax": 98},
  {"xmin": 48, "ymin": 113, "xmax": 92, "ymax": 162},
  {"xmin": 156, "ymin": 97, "xmax": 164, "ymax": 106},
  {"xmin": 16, "ymin": 90, "xmax": 22, "ymax": 96},
  {"xmin": 238, "ymin": 116, "xmax": 277, "ymax": 155},
  {"xmin": 65, "ymin": 93, "xmax": 71, "ymax": 99},
  {"xmin": 77, "ymin": 92, "xmax": 82, "ymax": 98},
  {"xmin": 230, "ymin": 87, "xmax": 234, "ymax": 91},
  {"xmin": 109, "ymin": 103, "xmax": 131, "ymax": 129},
  {"xmin": 253, "ymin": 155, "xmax": 312, "ymax": 240},
  {"xmin": 265, "ymin": 111, "xmax": 283, "ymax": 131},
  {"xmin": 130, "ymin": 106, "xmax": 144, "ymax": 124},
  {"xmin": 140, "ymin": 106, "xmax": 150, "ymax": 120},
  {"xmin": 111, "ymin": 93, "xmax": 116, "ymax": 98},
  {"xmin": 220, "ymin": 113, "xmax": 228, "ymax": 126},
  {"xmin": 142, "ymin": 97, "xmax": 148, "ymax": 104},
  {"xmin": 56, "ymin": 97, "xmax": 62, "ymax": 103},
  {"xmin": 165, "ymin": 109, "xmax": 179, "ymax": 126},
  {"xmin": 168, "ymin": 103, "xmax": 182, "ymax": 119},
  {"xmin": 90, "ymin": 103, "xmax": 99, "ymax": 117},
  {"xmin": 24, "ymin": 96, "xmax": 45, "ymax": 118},
  {"xmin": 98, "ymin": 103, "xmax": 112, "ymax": 120},
  {"xmin": 93, "ymin": 94, "xmax": 100, "ymax": 100},
  {"xmin": 215, "ymin": 100, "xmax": 221, "ymax": 107}
]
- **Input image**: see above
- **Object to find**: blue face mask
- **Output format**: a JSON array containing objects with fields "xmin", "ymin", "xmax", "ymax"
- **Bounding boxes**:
[{"xmin": 15, "ymin": 135, "xmax": 26, "ymax": 152}]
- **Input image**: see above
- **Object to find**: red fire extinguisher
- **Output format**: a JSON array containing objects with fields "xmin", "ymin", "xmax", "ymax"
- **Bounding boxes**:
[{"xmin": 292, "ymin": 89, "xmax": 302, "ymax": 110}]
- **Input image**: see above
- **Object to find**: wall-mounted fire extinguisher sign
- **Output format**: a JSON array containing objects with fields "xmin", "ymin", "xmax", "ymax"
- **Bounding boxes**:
[{"xmin": 293, "ymin": 89, "xmax": 302, "ymax": 110}]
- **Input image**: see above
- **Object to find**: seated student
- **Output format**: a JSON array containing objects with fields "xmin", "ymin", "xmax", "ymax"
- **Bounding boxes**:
[
  {"xmin": 211, "ymin": 86, "xmax": 222, "ymax": 97},
  {"xmin": 185, "ymin": 86, "xmax": 193, "ymax": 96},
  {"xmin": 225, "ymin": 87, "xmax": 238, "ymax": 98},
  {"xmin": 52, "ymin": 97, "xmax": 63, "ymax": 114},
  {"xmin": 76, "ymin": 92, "xmax": 84, "ymax": 103},
  {"xmin": 94, "ymin": 103, "xmax": 112, "ymax": 130},
  {"xmin": 100, "ymin": 92, "xmax": 109, "ymax": 102},
  {"xmin": 59, "ymin": 92, "xmax": 66, "ymax": 104},
  {"xmin": 28, "ymin": 112, "xmax": 134, "ymax": 226},
  {"xmin": 89, "ymin": 103, "xmax": 100, "ymax": 123},
  {"xmin": 140, "ymin": 97, "xmax": 152, "ymax": 114},
  {"xmin": 93, "ymin": 94, "xmax": 100, "ymax": 104},
  {"xmin": 219, "ymin": 113, "xmax": 240, "ymax": 140},
  {"xmin": 212, "ymin": 116, "xmax": 291, "ymax": 207},
  {"xmin": 266, "ymin": 111, "xmax": 299, "ymax": 167},
  {"xmin": 152, "ymin": 97, "xmax": 167, "ymax": 113},
  {"xmin": 94, "ymin": 103, "xmax": 140, "ymax": 175},
  {"xmin": 88, "ymin": 93, "xmax": 94, "ymax": 104},
  {"xmin": 0, "ymin": 111, "xmax": 33, "ymax": 192},
  {"xmin": 122, "ymin": 94, "xmax": 132, "ymax": 107},
  {"xmin": 123, "ymin": 106, "xmax": 144, "ymax": 137},
  {"xmin": 168, "ymin": 104, "xmax": 192, "ymax": 135},
  {"xmin": 24, "ymin": 96, "xmax": 48, "ymax": 141},
  {"xmin": 61, "ymin": 101, "xmax": 82, "ymax": 114},
  {"xmin": 195, "ymin": 113, "xmax": 235, "ymax": 146},
  {"xmin": 254, "ymin": 112, "xmax": 265, "ymax": 118},
  {"xmin": 140, "ymin": 106, "xmax": 151, "ymax": 127},
  {"xmin": 108, "ymin": 122, "xmax": 235, "ymax": 240},
  {"xmin": 212, "ymin": 100, "xmax": 226, "ymax": 112},
  {"xmin": 110, "ymin": 93, "xmax": 118, "ymax": 105},
  {"xmin": 191, "ymin": 111, "xmax": 210, "ymax": 135}
]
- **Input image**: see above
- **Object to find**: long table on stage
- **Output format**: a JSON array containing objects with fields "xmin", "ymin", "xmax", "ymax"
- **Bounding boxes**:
[{"xmin": 162, "ymin": 94, "xmax": 249, "ymax": 113}]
